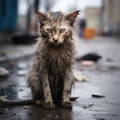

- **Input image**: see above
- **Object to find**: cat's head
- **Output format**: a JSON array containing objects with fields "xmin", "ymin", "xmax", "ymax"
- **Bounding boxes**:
[{"xmin": 35, "ymin": 10, "xmax": 80, "ymax": 45}]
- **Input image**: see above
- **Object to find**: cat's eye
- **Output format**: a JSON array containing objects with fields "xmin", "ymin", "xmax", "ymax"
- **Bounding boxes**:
[
  {"xmin": 60, "ymin": 28, "xmax": 66, "ymax": 33},
  {"xmin": 47, "ymin": 29, "xmax": 52, "ymax": 33}
]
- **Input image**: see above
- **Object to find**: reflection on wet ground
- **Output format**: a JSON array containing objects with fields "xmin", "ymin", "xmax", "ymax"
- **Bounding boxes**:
[
  {"xmin": 0, "ymin": 57, "xmax": 32, "ymax": 101},
  {"xmin": 0, "ymin": 54, "xmax": 120, "ymax": 120}
]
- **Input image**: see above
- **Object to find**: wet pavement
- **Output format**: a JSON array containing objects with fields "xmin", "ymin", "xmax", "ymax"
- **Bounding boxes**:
[{"xmin": 0, "ymin": 36, "xmax": 120, "ymax": 120}]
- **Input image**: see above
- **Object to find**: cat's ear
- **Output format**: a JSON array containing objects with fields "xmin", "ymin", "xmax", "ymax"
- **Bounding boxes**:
[
  {"xmin": 34, "ymin": 9, "xmax": 47, "ymax": 23},
  {"xmin": 66, "ymin": 10, "xmax": 80, "ymax": 25}
]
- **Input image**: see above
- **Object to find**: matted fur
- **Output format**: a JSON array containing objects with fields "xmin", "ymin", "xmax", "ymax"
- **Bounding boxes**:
[{"xmin": 28, "ymin": 10, "xmax": 79, "ymax": 108}]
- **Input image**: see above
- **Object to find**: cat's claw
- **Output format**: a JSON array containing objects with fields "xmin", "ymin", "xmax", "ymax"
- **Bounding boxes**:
[
  {"xmin": 44, "ymin": 102, "xmax": 55, "ymax": 109},
  {"xmin": 61, "ymin": 101, "xmax": 72, "ymax": 109}
]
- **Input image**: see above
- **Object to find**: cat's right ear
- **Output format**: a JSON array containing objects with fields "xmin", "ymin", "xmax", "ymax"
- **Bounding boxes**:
[
  {"xmin": 66, "ymin": 10, "xmax": 80, "ymax": 26},
  {"xmin": 34, "ymin": 9, "xmax": 47, "ymax": 23}
]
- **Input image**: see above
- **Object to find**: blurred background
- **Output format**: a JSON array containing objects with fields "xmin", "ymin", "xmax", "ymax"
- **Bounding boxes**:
[
  {"xmin": 0, "ymin": 0, "xmax": 120, "ymax": 43},
  {"xmin": 0, "ymin": 1, "xmax": 120, "ymax": 119}
]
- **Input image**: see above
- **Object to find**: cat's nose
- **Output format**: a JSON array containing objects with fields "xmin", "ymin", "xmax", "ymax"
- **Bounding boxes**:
[
  {"xmin": 53, "ymin": 35, "xmax": 59, "ymax": 43},
  {"xmin": 53, "ymin": 38, "xmax": 58, "ymax": 43}
]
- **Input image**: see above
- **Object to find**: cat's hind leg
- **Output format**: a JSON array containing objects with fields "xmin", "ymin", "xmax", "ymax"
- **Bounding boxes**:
[
  {"xmin": 28, "ymin": 64, "xmax": 44, "ymax": 106},
  {"xmin": 32, "ymin": 90, "xmax": 44, "ymax": 106}
]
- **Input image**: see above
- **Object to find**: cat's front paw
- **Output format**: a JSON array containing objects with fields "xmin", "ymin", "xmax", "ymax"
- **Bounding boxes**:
[
  {"xmin": 61, "ymin": 101, "xmax": 72, "ymax": 109},
  {"xmin": 44, "ymin": 102, "xmax": 55, "ymax": 109}
]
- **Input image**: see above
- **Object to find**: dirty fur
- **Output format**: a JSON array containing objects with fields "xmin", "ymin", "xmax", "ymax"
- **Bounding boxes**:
[{"xmin": 28, "ymin": 10, "xmax": 79, "ymax": 109}]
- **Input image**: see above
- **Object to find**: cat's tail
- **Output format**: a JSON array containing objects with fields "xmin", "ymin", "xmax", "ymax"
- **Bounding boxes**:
[{"xmin": 0, "ymin": 96, "xmax": 34, "ymax": 105}]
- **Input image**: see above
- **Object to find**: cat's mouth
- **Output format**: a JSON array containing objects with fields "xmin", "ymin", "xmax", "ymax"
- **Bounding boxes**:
[
  {"xmin": 49, "ymin": 40, "xmax": 63, "ymax": 46},
  {"xmin": 52, "ymin": 42, "xmax": 61, "ymax": 46}
]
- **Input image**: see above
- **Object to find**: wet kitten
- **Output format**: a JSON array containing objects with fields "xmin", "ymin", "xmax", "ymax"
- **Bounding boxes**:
[{"xmin": 28, "ymin": 10, "xmax": 79, "ymax": 109}]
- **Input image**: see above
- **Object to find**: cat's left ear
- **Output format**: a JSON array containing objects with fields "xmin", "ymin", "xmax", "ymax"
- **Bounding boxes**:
[
  {"xmin": 34, "ymin": 9, "xmax": 47, "ymax": 23},
  {"xmin": 66, "ymin": 10, "xmax": 80, "ymax": 25}
]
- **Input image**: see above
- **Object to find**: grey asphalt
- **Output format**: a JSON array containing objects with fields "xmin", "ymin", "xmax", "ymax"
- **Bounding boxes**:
[{"xmin": 0, "ymin": 36, "xmax": 120, "ymax": 120}]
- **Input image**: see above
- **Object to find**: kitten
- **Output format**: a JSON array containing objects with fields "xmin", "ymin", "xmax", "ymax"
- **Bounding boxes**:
[{"xmin": 28, "ymin": 10, "xmax": 79, "ymax": 109}]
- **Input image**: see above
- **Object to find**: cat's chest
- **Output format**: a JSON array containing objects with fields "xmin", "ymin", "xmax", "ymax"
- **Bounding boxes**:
[
  {"xmin": 49, "ymin": 48, "xmax": 71, "ymax": 62},
  {"xmin": 46, "ymin": 48, "xmax": 73, "ymax": 72}
]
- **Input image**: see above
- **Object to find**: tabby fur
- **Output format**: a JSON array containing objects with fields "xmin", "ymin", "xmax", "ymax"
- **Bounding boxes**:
[{"xmin": 28, "ymin": 10, "xmax": 79, "ymax": 109}]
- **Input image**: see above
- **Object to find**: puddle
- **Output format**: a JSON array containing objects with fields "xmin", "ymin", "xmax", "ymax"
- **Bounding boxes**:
[
  {"xmin": 17, "ymin": 62, "xmax": 27, "ymax": 69},
  {"xmin": 17, "ymin": 70, "xmax": 27, "ymax": 76},
  {"xmin": 0, "ymin": 85, "xmax": 31, "ymax": 100},
  {"xmin": 0, "ymin": 85, "xmax": 17, "ymax": 100}
]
